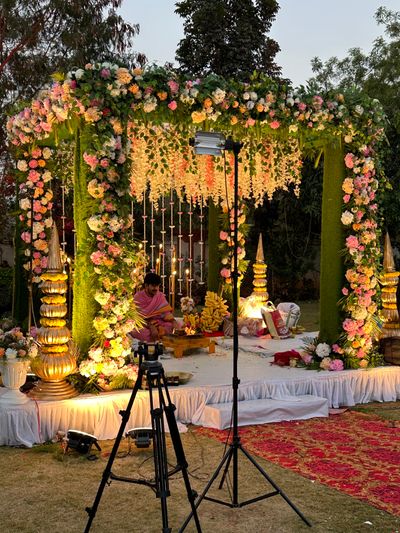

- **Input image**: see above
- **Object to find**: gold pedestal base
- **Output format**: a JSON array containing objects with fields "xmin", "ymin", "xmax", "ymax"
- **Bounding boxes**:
[{"xmin": 28, "ymin": 379, "xmax": 79, "ymax": 401}]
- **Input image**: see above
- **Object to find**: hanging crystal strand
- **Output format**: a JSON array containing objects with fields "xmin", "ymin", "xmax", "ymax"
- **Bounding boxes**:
[
  {"xmin": 188, "ymin": 198, "xmax": 193, "ymax": 297},
  {"xmin": 169, "ymin": 188, "xmax": 176, "ymax": 308},
  {"xmin": 60, "ymin": 180, "xmax": 67, "ymax": 258},
  {"xmin": 160, "ymin": 194, "xmax": 166, "ymax": 293},
  {"xmin": 150, "ymin": 200, "xmax": 155, "ymax": 272},
  {"xmin": 199, "ymin": 197, "xmax": 205, "ymax": 285},
  {"xmin": 177, "ymin": 198, "xmax": 183, "ymax": 296},
  {"xmin": 141, "ymin": 192, "xmax": 147, "ymax": 257}
]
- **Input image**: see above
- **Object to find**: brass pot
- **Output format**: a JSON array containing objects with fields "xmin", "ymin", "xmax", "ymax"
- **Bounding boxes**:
[
  {"xmin": 31, "ymin": 350, "xmax": 77, "ymax": 381},
  {"xmin": 40, "ymin": 303, "xmax": 67, "ymax": 318},
  {"xmin": 40, "ymin": 280, "xmax": 68, "ymax": 294},
  {"xmin": 37, "ymin": 327, "xmax": 70, "ymax": 345}
]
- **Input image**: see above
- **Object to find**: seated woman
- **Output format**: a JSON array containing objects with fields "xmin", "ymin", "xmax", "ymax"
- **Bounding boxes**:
[{"xmin": 131, "ymin": 272, "xmax": 175, "ymax": 342}]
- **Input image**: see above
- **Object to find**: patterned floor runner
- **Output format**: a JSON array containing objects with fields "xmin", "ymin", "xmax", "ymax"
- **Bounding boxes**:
[{"xmin": 195, "ymin": 410, "xmax": 400, "ymax": 516}]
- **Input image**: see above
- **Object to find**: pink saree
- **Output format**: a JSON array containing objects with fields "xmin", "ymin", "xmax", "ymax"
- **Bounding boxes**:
[{"xmin": 131, "ymin": 290, "xmax": 174, "ymax": 342}]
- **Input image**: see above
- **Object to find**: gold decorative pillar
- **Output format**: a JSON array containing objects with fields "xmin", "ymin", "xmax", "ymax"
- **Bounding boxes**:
[
  {"xmin": 251, "ymin": 233, "xmax": 268, "ymax": 304},
  {"xmin": 380, "ymin": 232, "xmax": 400, "ymax": 338},
  {"xmin": 29, "ymin": 223, "xmax": 78, "ymax": 399}
]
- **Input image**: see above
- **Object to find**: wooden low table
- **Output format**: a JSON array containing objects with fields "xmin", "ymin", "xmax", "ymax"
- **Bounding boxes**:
[{"xmin": 162, "ymin": 334, "xmax": 216, "ymax": 358}]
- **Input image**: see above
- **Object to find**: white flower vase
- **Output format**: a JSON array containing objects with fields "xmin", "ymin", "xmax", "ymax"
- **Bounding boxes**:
[{"xmin": 0, "ymin": 359, "xmax": 31, "ymax": 406}]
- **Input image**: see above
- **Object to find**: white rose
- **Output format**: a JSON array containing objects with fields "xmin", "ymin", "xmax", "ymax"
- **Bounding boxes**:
[
  {"xmin": 243, "ymin": 92, "xmax": 250, "ymax": 100},
  {"xmin": 315, "ymin": 342, "xmax": 331, "ymax": 358},
  {"xmin": 286, "ymin": 97, "xmax": 294, "ymax": 106},
  {"xmin": 341, "ymin": 211, "xmax": 354, "ymax": 225},
  {"xmin": 5, "ymin": 348, "xmax": 18, "ymax": 359},
  {"xmin": 75, "ymin": 69, "xmax": 85, "ymax": 79},
  {"xmin": 17, "ymin": 160, "xmax": 28, "ymax": 172}
]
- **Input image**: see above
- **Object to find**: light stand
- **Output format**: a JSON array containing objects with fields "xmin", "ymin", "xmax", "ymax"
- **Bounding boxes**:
[{"xmin": 181, "ymin": 132, "xmax": 311, "ymax": 530}]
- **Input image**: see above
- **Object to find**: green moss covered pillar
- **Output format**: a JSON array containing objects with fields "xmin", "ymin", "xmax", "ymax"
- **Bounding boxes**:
[
  {"xmin": 319, "ymin": 140, "xmax": 345, "ymax": 343},
  {"xmin": 207, "ymin": 198, "xmax": 220, "ymax": 292},
  {"xmin": 72, "ymin": 125, "xmax": 98, "ymax": 354}
]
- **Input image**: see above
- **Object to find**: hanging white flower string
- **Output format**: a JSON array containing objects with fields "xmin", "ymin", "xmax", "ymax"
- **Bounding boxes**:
[
  {"xmin": 199, "ymin": 197, "xmax": 205, "ymax": 285},
  {"xmin": 160, "ymin": 194, "xmax": 166, "ymax": 292},
  {"xmin": 169, "ymin": 187, "xmax": 176, "ymax": 309},
  {"xmin": 188, "ymin": 198, "xmax": 193, "ymax": 298},
  {"xmin": 150, "ymin": 199, "xmax": 155, "ymax": 272},
  {"xmin": 61, "ymin": 179, "xmax": 67, "ymax": 258},
  {"xmin": 177, "ymin": 198, "xmax": 183, "ymax": 296}
]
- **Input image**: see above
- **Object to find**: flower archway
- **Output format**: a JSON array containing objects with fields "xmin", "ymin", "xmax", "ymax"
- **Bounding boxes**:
[{"xmin": 8, "ymin": 64, "xmax": 386, "ymax": 388}]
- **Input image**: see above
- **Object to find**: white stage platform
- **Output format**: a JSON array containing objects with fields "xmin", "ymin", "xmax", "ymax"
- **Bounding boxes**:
[{"xmin": 1, "ymin": 333, "xmax": 400, "ymax": 446}]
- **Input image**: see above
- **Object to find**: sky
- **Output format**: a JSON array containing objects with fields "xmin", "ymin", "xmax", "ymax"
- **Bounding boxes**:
[{"xmin": 120, "ymin": 0, "xmax": 399, "ymax": 87}]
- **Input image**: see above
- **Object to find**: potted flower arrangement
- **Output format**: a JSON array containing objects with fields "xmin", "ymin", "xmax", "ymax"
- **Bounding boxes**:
[{"xmin": 0, "ymin": 327, "xmax": 34, "ymax": 404}]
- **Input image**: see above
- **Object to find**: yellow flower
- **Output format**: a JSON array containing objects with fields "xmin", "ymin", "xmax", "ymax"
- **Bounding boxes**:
[{"xmin": 191, "ymin": 111, "xmax": 206, "ymax": 123}]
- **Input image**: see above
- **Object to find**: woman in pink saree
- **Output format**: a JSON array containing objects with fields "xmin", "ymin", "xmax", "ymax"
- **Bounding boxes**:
[{"xmin": 131, "ymin": 272, "xmax": 175, "ymax": 342}]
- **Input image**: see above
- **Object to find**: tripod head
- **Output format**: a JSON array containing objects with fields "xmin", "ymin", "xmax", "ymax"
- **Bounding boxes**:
[{"xmin": 135, "ymin": 341, "xmax": 164, "ymax": 374}]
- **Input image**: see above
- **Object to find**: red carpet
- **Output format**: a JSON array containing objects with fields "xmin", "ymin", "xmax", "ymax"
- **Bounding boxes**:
[{"xmin": 195, "ymin": 411, "xmax": 400, "ymax": 516}]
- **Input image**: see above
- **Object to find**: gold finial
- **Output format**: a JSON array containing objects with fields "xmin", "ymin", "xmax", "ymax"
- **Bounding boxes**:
[
  {"xmin": 383, "ymin": 232, "xmax": 396, "ymax": 273},
  {"xmin": 47, "ymin": 222, "xmax": 63, "ymax": 272},
  {"xmin": 255, "ymin": 233, "xmax": 265, "ymax": 263}
]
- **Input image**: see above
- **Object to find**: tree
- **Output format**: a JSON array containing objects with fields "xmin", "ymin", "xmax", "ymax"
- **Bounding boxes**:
[
  {"xmin": 0, "ymin": 0, "xmax": 144, "ymax": 242},
  {"xmin": 175, "ymin": 0, "xmax": 281, "ymax": 79},
  {"xmin": 308, "ymin": 7, "xmax": 400, "ymax": 245}
]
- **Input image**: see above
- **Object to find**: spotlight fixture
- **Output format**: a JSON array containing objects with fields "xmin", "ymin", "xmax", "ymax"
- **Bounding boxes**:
[
  {"xmin": 190, "ymin": 131, "xmax": 226, "ymax": 156},
  {"xmin": 66, "ymin": 430, "xmax": 101, "ymax": 455},
  {"xmin": 126, "ymin": 427, "xmax": 153, "ymax": 448}
]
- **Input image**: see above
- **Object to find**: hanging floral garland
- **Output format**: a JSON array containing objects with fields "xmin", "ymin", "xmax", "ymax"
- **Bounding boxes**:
[{"xmin": 7, "ymin": 64, "xmax": 386, "ymax": 379}]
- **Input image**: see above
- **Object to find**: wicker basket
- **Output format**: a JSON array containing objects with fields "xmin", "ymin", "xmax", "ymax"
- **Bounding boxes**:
[{"xmin": 380, "ymin": 337, "xmax": 400, "ymax": 365}]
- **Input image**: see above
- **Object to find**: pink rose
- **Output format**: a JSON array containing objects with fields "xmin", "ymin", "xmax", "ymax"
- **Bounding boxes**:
[
  {"xmin": 167, "ymin": 80, "xmax": 179, "ymax": 94},
  {"xmin": 329, "ymin": 359, "xmax": 344, "ymax": 371},
  {"xmin": 344, "ymin": 153, "xmax": 355, "ymax": 169},
  {"xmin": 270, "ymin": 120, "xmax": 280, "ymax": 129},
  {"xmin": 219, "ymin": 231, "xmax": 228, "ymax": 241},
  {"xmin": 343, "ymin": 194, "xmax": 351, "ymax": 203},
  {"xmin": 168, "ymin": 100, "xmax": 177, "ymax": 111},
  {"xmin": 346, "ymin": 235, "xmax": 359, "ymax": 249},
  {"xmin": 29, "ymin": 159, "xmax": 38, "ymax": 169}
]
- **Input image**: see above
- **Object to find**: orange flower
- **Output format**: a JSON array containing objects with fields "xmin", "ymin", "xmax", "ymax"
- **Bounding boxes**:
[
  {"xmin": 132, "ymin": 67, "xmax": 143, "ymax": 77},
  {"xmin": 231, "ymin": 116, "xmax": 238, "ymax": 125},
  {"xmin": 239, "ymin": 105, "xmax": 247, "ymax": 114},
  {"xmin": 232, "ymin": 101, "xmax": 239, "ymax": 108},
  {"xmin": 352, "ymin": 340, "xmax": 360, "ymax": 348},
  {"xmin": 128, "ymin": 84, "xmax": 139, "ymax": 94},
  {"xmin": 157, "ymin": 91, "xmax": 168, "ymax": 101},
  {"xmin": 38, "ymin": 159, "xmax": 46, "ymax": 167},
  {"xmin": 203, "ymin": 98, "xmax": 213, "ymax": 109},
  {"xmin": 191, "ymin": 111, "xmax": 206, "ymax": 123},
  {"xmin": 256, "ymin": 103, "xmax": 264, "ymax": 113}
]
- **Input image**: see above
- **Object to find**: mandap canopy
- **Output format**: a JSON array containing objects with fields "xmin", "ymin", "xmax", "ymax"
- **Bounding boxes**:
[{"xmin": 7, "ymin": 63, "xmax": 386, "ymax": 389}]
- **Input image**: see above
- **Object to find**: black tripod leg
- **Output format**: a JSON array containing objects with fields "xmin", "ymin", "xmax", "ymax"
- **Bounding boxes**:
[
  {"xmin": 149, "ymin": 374, "xmax": 171, "ymax": 533},
  {"xmin": 239, "ymin": 444, "xmax": 312, "ymax": 527},
  {"xmin": 217, "ymin": 445, "xmax": 233, "ymax": 490},
  {"xmin": 179, "ymin": 445, "xmax": 233, "ymax": 532},
  {"xmin": 164, "ymin": 404, "xmax": 202, "ymax": 533},
  {"xmin": 83, "ymin": 370, "xmax": 143, "ymax": 533}
]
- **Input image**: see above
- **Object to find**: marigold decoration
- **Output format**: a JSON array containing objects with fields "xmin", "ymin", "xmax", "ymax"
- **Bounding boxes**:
[{"xmin": 7, "ymin": 63, "xmax": 387, "ymax": 380}]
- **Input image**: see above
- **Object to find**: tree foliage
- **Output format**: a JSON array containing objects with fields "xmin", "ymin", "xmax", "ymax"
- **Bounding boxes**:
[{"xmin": 175, "ymin": 0, "xmax": 281, "ymax": 79}]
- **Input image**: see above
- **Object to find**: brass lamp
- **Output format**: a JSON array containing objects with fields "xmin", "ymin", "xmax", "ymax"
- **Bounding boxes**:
[
  {"xmin": 29, "ymin": 222, "xmax": 78, "ymax": 400},
  {"xmin": 380, "ymin": 232, "xmax": 400, "ymax": 338},
  {"xmin": 251, "ymin": 233, "xmax": 269, "ymax": 304}
]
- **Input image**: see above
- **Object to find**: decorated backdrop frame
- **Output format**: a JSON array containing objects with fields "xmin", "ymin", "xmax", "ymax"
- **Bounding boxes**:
[{"xmin": 8, "ymin": 64, "xmax": 386, "ymax": 387}]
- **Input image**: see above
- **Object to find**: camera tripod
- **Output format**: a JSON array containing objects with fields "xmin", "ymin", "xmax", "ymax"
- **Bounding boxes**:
[{"xmin": 84, "ymin": 346, "xmax": 202, "ymax": 533}]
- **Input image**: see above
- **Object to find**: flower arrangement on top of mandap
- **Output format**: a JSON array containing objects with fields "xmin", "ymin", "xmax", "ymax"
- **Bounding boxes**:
[{"xmin": 180, "ymin": 292, "xmax": 229, "ymax": 335}]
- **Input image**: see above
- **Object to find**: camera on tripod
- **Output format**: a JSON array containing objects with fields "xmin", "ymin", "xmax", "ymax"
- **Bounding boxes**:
[{"xmin": 136, "ymin": 341, "xmax": 164, "ymax": 363}]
